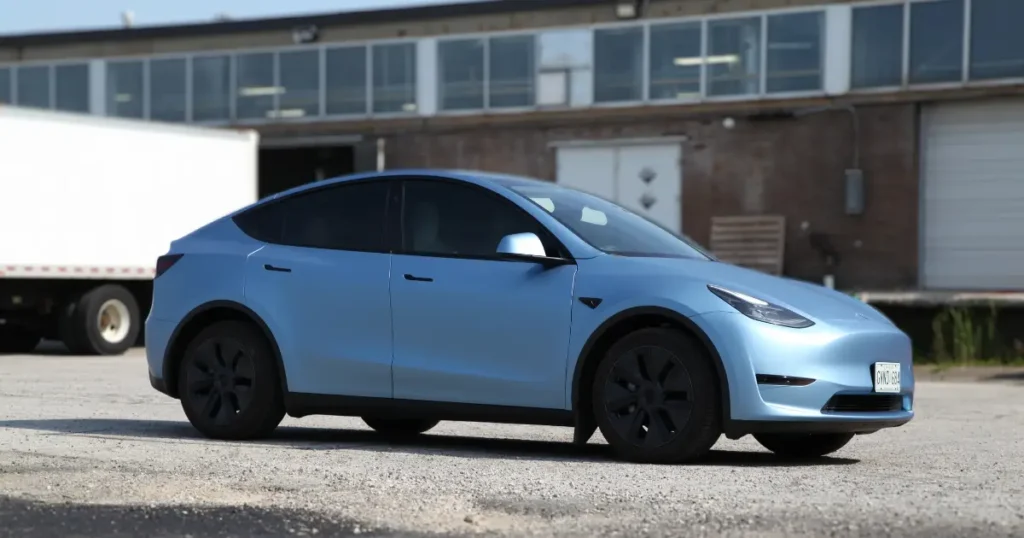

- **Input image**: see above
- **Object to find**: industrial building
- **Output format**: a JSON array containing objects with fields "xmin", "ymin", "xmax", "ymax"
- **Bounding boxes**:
[{"xmin": 2, "ymin": 0, "xmax": 1023, "ymax": 293}]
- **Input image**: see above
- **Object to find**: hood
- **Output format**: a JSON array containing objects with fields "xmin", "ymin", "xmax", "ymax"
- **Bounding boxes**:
[{"xmin": 613, "ymin": 256, "xmax": 891, "ymax": 324}]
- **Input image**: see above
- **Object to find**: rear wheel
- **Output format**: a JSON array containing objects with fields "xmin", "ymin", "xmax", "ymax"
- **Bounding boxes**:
[
  {"xmin": 0, "ymin": 325, "xmax": 42, "ymax": 354},
  {"xmin": 754, "ymin": 433, "xmax": 855, "ymax": 458},
  {"xmin": 362, "ymin": 417, "xmax": 439, "ymax": 438},
  {"xmin": 592, "ymin": 327, "xmax": 721, "ymax": 464},
  {"xmin": 178, "ymin": 320, "xmax": 285, "ymax": 440},
  {"xmin": 59, "ymin": 284, "xmax": 140, "ymax": 356}
]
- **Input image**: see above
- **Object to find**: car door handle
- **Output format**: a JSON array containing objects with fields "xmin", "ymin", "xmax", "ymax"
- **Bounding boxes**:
[
  {"xmin": 404, "ymin": 274, "xmax": 433, "ymax": 282},
  {"xmin": 264, "ymin": 264, "xmax": 292, "ymax": 273}
]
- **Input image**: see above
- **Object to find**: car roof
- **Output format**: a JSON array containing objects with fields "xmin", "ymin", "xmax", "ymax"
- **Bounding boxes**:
[{"xmin": 259, "ymin": 168, "xmax": 557, "ymax": 203}]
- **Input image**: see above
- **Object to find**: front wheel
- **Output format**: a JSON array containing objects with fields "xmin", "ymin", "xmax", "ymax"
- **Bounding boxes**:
[
  {"xmin": 592, "ymin": 327, "xmax": 722, "ymax": 464},
  {"xmin": 753, "ymin": 432, "xmax": 855, "ymax": 458},
  {"xmin": 362, "ymin": 417, "xmax": 439, "ymax": 438}
]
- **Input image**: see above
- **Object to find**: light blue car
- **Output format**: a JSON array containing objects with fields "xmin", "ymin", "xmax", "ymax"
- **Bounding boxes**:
[{"xmin": 146, "ymin": 169, "xmax": 914, "ymax": 463}]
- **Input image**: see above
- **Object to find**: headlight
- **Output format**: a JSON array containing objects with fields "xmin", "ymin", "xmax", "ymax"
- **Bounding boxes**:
[{"xmin": 707, "ymin": 284, "xmax": 814, "ymax": 328}]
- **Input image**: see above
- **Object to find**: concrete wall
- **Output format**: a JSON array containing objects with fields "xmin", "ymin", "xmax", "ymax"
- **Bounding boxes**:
[{"xmin": 384, "ymin": 103, "xmax": 919, "ymax": 290}]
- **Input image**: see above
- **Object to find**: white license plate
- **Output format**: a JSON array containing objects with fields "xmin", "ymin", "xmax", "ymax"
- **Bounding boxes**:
[{"xmin": 873, "ymin": 362, "xmax": 901, "ymax": 393}]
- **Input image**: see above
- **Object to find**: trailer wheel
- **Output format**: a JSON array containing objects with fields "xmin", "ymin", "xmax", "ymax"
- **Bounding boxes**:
[
  {"xmin": 60, "ymin": 284, "xmax": 141, "ymax": 356},
  {"xmin": 0, "ymin": 325, "xmax": 42, "ymax": 354}
]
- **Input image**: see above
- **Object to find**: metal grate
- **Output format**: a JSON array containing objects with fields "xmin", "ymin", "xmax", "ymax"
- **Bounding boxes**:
[{"xmin": 822, "ymin": 394, "xmax": 903, "ymax": 413}]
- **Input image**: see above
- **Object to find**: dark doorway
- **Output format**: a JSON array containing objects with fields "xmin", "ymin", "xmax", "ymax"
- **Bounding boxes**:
[{"xmin": 258, "ymin": 145, "xmax": 355, "ymax": 199}]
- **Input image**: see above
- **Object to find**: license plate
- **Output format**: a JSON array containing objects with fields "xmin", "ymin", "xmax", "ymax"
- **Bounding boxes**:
[{"xmin": 873, "ymin": 362, "xmax": 901, "ymax": 393}]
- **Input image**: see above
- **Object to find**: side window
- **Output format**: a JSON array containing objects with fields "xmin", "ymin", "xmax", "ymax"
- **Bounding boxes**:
[
  {"xmin": 401, "ymin": 180, "xmax": 548, "ymax": 258},
  {"xmin": 234, "ymin": 180, "xmax": 390, "ymax": 252}
]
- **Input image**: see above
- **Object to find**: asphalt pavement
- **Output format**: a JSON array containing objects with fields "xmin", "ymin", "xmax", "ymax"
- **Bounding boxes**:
[{"xmin": 0, "ymin": 348, "xmax": 1022, "ymax": 537}]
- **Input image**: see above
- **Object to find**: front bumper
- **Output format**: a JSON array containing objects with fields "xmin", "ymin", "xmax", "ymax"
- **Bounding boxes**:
[{"xmin": 691, "ymin": 311, "xmax": 915, "ymax": 437}]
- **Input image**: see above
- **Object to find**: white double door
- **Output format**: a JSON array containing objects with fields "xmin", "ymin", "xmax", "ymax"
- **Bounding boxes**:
[{"xmin": 555, "ymin": 142, "xmax": 682, "ymax": 233}]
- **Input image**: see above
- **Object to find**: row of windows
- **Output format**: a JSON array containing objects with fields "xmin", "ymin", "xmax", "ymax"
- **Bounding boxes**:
[
  {"xmin": 595, "ymin": 11, "xmax": 825, "ymax": 103},
  {"xmin": 0, "ymin": 63, "xmax": 90, "ymax": 112},
  {"xmin": 853, "ymin": 0, "xmax": 1024, "ymax": 88},
  {"xmin": 2, "ymin": 0, "xmax": 1023, "ymax": 120}
]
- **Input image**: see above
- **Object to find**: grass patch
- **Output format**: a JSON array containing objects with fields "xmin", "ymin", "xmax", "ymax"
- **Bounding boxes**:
[{"xmin": 920, "ymin": 304, "xmax": 1024, "ymax": 366}]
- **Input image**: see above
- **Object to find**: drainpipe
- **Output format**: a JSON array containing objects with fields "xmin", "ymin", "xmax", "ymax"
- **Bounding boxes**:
[{"xmin": 376, "ymin": 137, "xmax": 386, "ymax": 172}]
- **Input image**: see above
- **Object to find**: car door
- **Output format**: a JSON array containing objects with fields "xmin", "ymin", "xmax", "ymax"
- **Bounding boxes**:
[
  {"xmin": 389, "ymin": 178, "xmax": 578, "ymax": 410},
  {"xmin": 241, "ymin": 179, "xmax": 395, "ymax": 398}
]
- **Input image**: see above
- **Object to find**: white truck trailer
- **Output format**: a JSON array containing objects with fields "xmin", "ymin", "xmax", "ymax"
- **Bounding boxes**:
[{"xmin": 0, "ymin": 106, "xmax": 259, "ymax": 355}]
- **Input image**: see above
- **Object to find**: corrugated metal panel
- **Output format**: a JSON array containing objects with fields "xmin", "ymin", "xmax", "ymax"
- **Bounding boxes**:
[{"xmin": 921, "ymin": 98, "xmax": 1024, "ymax": 290}]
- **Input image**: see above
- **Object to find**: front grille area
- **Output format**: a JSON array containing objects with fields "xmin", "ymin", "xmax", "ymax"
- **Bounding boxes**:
[{"xmin": 822, "ymin": 394, "xmax": 904, "ymax": 413}]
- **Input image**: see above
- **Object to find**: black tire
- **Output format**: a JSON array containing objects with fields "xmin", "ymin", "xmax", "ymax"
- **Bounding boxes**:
[
  {"xmin": 362, "ymin": 417, "xmax": 439, "ymax": 438},
  {"xmin": 59, "ymin": 284, "xmax": 140, "ymax": 356},
  {"xmin": 178, "ymin": 320, "xmax": 285, "ymax": 441},
  {"xmin": 0, "ymin": 325, "xmax": 42, "ymax": 354},
  {"xmin": 592, "ymin": 327, "xmax": 722, "ymax": 464},
  {"xmin": 753, "ymin": 433, "xmax": 855, "ymax": 459}
]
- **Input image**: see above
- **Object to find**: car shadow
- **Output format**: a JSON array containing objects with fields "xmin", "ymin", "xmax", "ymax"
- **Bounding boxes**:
[
  {"xmin": 1, "ymin": 340, "xmax": 145, "ymax": 356},
  {"xmin": 0, "ymin": 418, "xmax": 859, "ymax": 467}
]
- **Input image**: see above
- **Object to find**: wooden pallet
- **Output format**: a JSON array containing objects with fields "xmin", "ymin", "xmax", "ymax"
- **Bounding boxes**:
[{"xmin": 709, "ymin": 215, "xmax": 787, "ymax": 275}]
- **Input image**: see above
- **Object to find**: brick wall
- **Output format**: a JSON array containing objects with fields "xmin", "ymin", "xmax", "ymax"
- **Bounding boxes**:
[{"xmin": 385, "ymin": 103, "xmax": 920, "ymax": 290}]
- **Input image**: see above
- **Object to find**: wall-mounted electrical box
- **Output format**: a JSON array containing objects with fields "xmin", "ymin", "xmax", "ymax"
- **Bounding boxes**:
[{"xmin": 844, "ymin": 168, "xmax": 865, "ymax": 215}]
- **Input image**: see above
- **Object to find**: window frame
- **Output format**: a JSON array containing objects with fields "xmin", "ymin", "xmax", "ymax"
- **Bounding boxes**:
[
  {"xmin": 764, "ymin": 10, "xmax": 826, "ymax": 95},
  {"xmin": 849, "ymin": 2, "xmax": 907, "ymax": 90},
  {"xmin": 232, "ymin": 177, "xmax": 396, "ymax": 255},
  {"xmin": 393, "ymin": 176, "xmax": 575, "ymax": 264}
]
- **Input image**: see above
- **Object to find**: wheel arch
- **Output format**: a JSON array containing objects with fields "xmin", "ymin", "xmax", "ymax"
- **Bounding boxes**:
[
  {"xmin": 161, "ymin": 300, "xmax": 288, "ymax": 399},
  {"xmin": 571, "ymin": 306, "xmax": 732, "ymax": 428}
]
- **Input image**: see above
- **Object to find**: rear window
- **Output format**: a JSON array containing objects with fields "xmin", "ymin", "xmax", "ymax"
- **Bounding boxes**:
[{"xmin": 233, "ymin": 180, "xmax": 390, "ymax": 252}]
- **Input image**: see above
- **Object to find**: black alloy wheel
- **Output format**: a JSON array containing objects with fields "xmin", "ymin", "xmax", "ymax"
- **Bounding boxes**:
[
  {"xmin": 602, "ymin": 345, "xmax": 695, "ymax": 449},
  {"xmin": 185, "ymin": 338, "xmax": 256, "ymax": 427},
  {"xmin": 178, "ymin": 321, "xmax": 285, "ymax": 440},
  {"xmin": 592, "ymin": 328, "xmax": 721, "ymax": 464}
]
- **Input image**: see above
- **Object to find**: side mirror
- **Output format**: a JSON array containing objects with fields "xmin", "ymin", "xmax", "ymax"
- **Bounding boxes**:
[
  {"xmin": 496, "ymin": 233, "xmax": 572, "ymax": 268},
  {"xmin": 497, "ymin": 232, "xmax": 547, "ymax": 258}
]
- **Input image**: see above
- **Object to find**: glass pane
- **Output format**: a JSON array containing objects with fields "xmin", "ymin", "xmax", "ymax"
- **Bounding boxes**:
[
  {"xmin": 279, "ymin": 49, "xmax": 320, "ymax": 119},
  {"xmin": 16, "ymin": 65, "xmax": 51, "ymax": 109},
  {"xmin": 54, "ymin": 64, "xmax": 89, "ymax": 113},
  {"xmin": 276, "ymin": 181, "xmax": 390, "ymax": 252},
  {"xmin": 106, "ymin": 61, "xmax": 143, "ymax": 118},
  {"xmin": 909, "ymin": 0, "xmax": 964, "ymax": 84},
  {"xmin": 593, "ymin": 27, "xmax": 644, "ymax": 103},
  {"xmin": 149, "ymin": 58, "xmax": 187, "ymax": 122},
  {"xmin": 191, "ymin": 55, "xmax": 231, "ymax": 122},
  {"xmin": 402, "ymin": 180, "xmax": 547, "ymax": 258},
  {"xmin": 489, "ymin": 35, "xmax": 534, "ymax": 108},
  {"xmin": 438, "ymin": 39, "xmax": 485, "ymax": 111},
  {"xmin": 236, "ymin": 52, "xmax": 275, "ymax": 120},
  {"xmin": 766, "ymin": 12, "xmax": 823, "ymax": 93},
  {"xmin": 649, "ymin": 22, "xmax": 701, "ymax": 100},
  {"xmin": 851, "ymin": 4, "xmax": 904, "ymax": 88},
  {"xmin": 326, "ymin": 46, "xmax": 367, "ymax": 115},
  {"xmin": 372, "ymin": 43, "xmax": 417, "ymax": 114},
  {"xmin": 707, "ymin": 17, "xmax": 762, "ymax": 97},
  {"xmin": 970, "ymin": 0, "xmax": 1024, "ymax": 80},
  {"xmin": 0, "ymin": 68, "xmax": 10, "ymax": 104}
]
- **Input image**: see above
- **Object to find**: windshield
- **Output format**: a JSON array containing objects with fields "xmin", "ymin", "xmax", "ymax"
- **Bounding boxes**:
[{"xmin": 504, "ymin": 183, "xmax": 713, "ymax": 260}]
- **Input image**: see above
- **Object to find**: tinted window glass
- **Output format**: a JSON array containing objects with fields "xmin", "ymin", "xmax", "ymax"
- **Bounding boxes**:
[
  {"xmin": 234, "ymin": 181, "xmax": 389, "ymax": 252},
  {"xmin": 401, "ymin": 180, "xmax": 548, "ymax": 258}
]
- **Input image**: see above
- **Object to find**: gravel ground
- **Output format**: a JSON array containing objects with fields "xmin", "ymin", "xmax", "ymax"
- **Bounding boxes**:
[{"xmin": 1, "ymin": 348, "xmax": 1022, "ymax": 538}]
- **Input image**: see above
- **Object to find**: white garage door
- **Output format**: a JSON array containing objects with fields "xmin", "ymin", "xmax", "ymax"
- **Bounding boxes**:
[
  {"xmin": 555, "ymin": 142, "xmax": 682, "ymax": 233},
  {"xmin": 921, "ymin": 98, "xmax": 1024, "ymax": 289}
]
